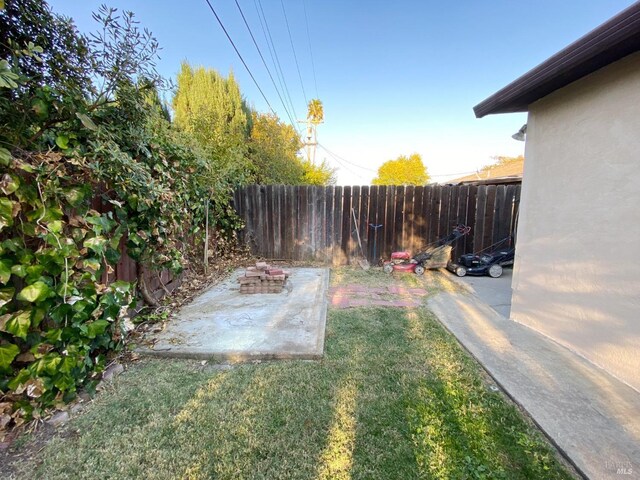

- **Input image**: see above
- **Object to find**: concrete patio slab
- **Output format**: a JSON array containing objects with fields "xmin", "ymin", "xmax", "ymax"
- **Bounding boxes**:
[
  {"xmin": 428, "ymin": 290, "xmax": 640, "ymax": 480},
  {"xmin": 139, "ymin": 268, "xmax": 329, "ymax": 361}
]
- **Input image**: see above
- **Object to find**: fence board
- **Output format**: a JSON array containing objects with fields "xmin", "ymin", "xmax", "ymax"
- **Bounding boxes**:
[
  {"xmin": 393, "ymin": 187, "xmax": 405, "ymax": 252},
  {"xmin": 341, "ymin": 186, "xmax": 352, "ymax": 263},
  {"xmin": 412, "ymin": 187, "xmax": 424, "ymax": 248},
  {"xmin": 482, "ymin": 185, "xmax": 498, "ymax": 250},
  {"xmin": 429, "ymin": 185, "xmax": 441, "ymax": 243},
  {"xmin": 374, "ymin": 186, "xmax": 386, "ymax": 261},
  {"xmin": 350, "ymin": 186, "xmax": 361, "ymax": 262},
  {"xmin": 404, "ymin": 186, "xmax": 415, "ymax": 251},
  {"xmin": 384, "ymin": 186, "xmax": 395, "ymax": 257},
  {"xmin": 464, "ymin": 185, "xmax": 478, "ymax": 255},
  {"xmin": 358, "ymin": 186, "xmax": 369, "ymax": 256}
]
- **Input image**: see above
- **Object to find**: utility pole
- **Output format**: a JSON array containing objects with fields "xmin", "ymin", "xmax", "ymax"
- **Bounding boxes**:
[
  {"xmin": 300, "ymin": 99, "xmax": 324, "ymax": 163},
  {"xmin": 297, "ymin": 118, "xmax": 321, "ymax": 163}
]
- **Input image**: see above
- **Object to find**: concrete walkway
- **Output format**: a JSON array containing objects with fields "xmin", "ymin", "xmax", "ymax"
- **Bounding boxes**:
[
  {"xmin": 457, "ymin": 269, "xmax": 514, "ymax": 318},
  {"xmin": 428, "ymin": 288, "xmax": 640, "ymax": 479}
]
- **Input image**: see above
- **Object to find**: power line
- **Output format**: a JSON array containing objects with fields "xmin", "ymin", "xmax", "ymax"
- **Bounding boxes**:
[
  {"xmin": 203, "ymin": 0, "xmax": 277, "ymax": 115},
  {"xmin": 318, "ymin": 143, "xmax": 488, "ymax": 180},
  {"xmin": 233, "ymin": 0, "xmax": 297, "ymax": 130},
  {"xmin": 318, "ymin": 143, "xmax": 377, "ymax": 172},
  {"xmin": 254, "ymin": 0, "xmax": 299, "ymax": 123},
  {"xmin": 302, "ymin": 0, "xmax": 319, "ymax": 98},
  {"xmin": 318, "ymin": 144, "xmax": 369, "ymax": 181},
  {"xmin": 280, "ymin": 0, "xmax": 308, "ymax": 106}
]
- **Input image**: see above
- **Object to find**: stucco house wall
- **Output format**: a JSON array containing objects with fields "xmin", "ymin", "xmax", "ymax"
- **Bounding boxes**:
[{"xmin": 511, "ymin": 51, "xmax": 640, "ymax": 392}]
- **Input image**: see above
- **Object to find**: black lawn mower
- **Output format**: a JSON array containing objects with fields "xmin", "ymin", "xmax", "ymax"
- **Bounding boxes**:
[{"xmin": 447, "ymin": 236, "xmax": 515, "ymax": 278}]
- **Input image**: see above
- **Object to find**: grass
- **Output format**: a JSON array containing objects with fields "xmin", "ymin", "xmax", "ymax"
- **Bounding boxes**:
[
  {"xmin": 13, "ymin": 297, "xmax": 574, "ymax": 479},
  {"xmin": 330, "ymin": 265, "xmax": 465, "ymax": 294}
]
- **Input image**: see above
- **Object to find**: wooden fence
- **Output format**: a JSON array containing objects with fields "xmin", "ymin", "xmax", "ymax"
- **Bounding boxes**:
[
  {"xmin": 233, "ymin": 184, "xmax": 520, "ymax": 265},
  {"xmin": 90, "ymin": 196, "xmax": 181, "ymax": 299}
]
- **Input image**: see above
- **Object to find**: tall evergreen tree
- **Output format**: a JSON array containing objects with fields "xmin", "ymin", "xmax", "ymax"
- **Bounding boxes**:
[
  {"xmin": 172, "ymin": 63, "xmax": 249, "ymax": 148},
  {"xmin": 172, "ymin": 62, "xmax": 253, "ymax": 183}
]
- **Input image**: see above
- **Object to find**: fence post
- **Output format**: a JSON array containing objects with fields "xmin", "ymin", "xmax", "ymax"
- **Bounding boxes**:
[{"xmin": 204, "ymin": 198, "xmax": 209, "ymax": 274}]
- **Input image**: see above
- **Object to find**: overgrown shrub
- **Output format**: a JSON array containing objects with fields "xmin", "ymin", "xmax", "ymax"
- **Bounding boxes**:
[{"xmin": 0, "ymin": 1, "xmax": 242, "ymax": 430}]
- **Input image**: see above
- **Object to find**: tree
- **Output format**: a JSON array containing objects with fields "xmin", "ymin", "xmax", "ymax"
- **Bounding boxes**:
[
  {"xmin": 249, "ymin": 111, "xmax": 304, "ymax": 184},
  {"xmin": 302, "ymin": 158, "xmax": 336, "ymax": 186},
  {"xmin": 172, "ymin": 62, "xmax": 254, "ymax": 185},
  {"xmin": 372, "ymin": 153, "xmax": 430, "ymax": 185},
  {"xmin": 307, "ymin": 98, "xmax": 323, "ymax": 124},
  {"xmin": 172, "ymin": 62, "xmax": 249, "ymax": 149},
  {"xmin": 0, "ymin": 0, "xmax": 92, "ymax": 96}
]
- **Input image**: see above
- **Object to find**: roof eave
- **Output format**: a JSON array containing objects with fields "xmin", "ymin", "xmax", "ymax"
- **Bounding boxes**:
[{"xmin": 474, "ymin": 2, "xmax": 640, "ymax": 118}]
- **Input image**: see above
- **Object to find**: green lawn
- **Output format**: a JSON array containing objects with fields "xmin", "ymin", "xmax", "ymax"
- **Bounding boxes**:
[{"xmin": 14, "ymin": 301, "xmax": 574, "ymax": 479}]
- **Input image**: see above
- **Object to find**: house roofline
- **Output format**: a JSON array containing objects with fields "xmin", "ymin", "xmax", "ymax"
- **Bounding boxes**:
[{"xmin": 474, "ymin": 2, "xmax": 640, "ymax": 118}]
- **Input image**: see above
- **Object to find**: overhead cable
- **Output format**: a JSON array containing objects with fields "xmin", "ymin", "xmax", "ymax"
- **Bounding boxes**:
[
  {"xmin": 280, "ymin": 0, "xmax": 308, "ymax": 106},
  {"xmin": 203, "ymin": 0, "xmax": 276, "ymax": 115},
  {"xmin": 318, "ymin": 143, "xmax": 378, "ymax": 172},
  {"xmin": 302, "ymin": 0, "xmax": 319, "ymax": 98},
  {"xmin": 233, "ymin": 0, "xmax": 298, "ymax": 130},
  {"xmin": 254, "ymin": 0, "xmax": 299, "ymax": 122}
]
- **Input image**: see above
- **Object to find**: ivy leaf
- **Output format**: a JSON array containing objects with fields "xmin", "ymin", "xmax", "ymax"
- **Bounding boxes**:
[
  {"xmin": 11, "ymin": 264, "xmax": 27, "ymax": 278},
  {"xmin": 48, "ymin": 220, "xmax": 63, "ymax": 234},
  {"xmin": 59, "ymin": 355, "xmax": 77, "ymax": 374},
  {"xmin": 55, "ymin": 135, "xmax": 69, "ymax": 150},
  {"xmin": 0, "ymin": 259, "xmax": 11, "ymax": 284},
  {"xmin": 0, "ymin": 173, "xmax": 19, "ymax": 195},
  {"xmin": 0, "ymin": 286, "xmax": 14, "ymax": 307},
  {"xmin": 24, "ymin": 265, "xmax": 44, "ymax": 284},
  {"xmin": 84, "ymin": 236, "xmax": 107, "ymax": 254},
  {"xmin": 36, "ymin": 354, "xmax": 61, "ymax": 376},
  {"xmin": 6, "ymin": 311, "xmax": 31, "ymax": 339},
  {"xmin": 0, "ymin": 198, "xmax": 16, "ymax": 231},
  {"xmin": 86, "ymin": 319, "xmax": 110, "ymax": 339},
  {"xmin": 63, "ymin": 188, "xmax": 85, "ymax": 207},
  {"xmin": 7, "ymin": 368, "xmax": 30, "ymax": 390},
  {"xmin": 0, "ymin": 344, "xmax": 19, "ymax": 372},
  {"xmin": 0, "ymin": 147, "xmax": 10, "ymax": 167},
  {"xmin": 17, "ymin": 281, "xmax": 52, "ymax": 303},
  {"xmin": 54, "ymin": 374, "xmax": 75, "ymax": 391},
  {"xmin": 26, "ymin": 378, "xmax": 45, "ymax": 398},
  {"xmin": 85, "ymin": 215, "xmax": 115, "ymax": 234},
  {"xmin": 75, "ymin": 112, "xmax": 98, "ymax": 131},
  {"xmin": 31, "ymin": 307, "xmax": 46, "ymax": 327}
]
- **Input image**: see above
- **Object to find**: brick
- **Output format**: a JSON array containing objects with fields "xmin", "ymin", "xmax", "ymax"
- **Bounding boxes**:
[
  {"xmin": 266, "ymin": 274, "xmax": 285, "ymax": 281},
  {"xmin": 255, "ymin": 261, "xmax": 268, "ymax": 270},
  {"xmin": 266, "ymin": 268, "xmax": 283, "ymax": 275}
]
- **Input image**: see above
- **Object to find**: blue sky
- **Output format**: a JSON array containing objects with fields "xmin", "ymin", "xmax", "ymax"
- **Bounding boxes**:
[{"xmin": 49, "ymin": 0, "xmax": 636, "ymax": 184}]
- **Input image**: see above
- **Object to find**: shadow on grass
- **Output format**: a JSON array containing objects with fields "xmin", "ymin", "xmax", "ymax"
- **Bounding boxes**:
[{"xmin": 20, "ymin": 307, "xmax": 574, "ymax": 480}]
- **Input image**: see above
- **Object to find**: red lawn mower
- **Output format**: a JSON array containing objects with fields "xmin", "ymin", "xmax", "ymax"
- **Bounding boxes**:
[{"xmin": 383, "ymin": 224, "xmax": 471, "ymax": 275}]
